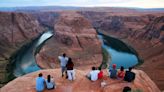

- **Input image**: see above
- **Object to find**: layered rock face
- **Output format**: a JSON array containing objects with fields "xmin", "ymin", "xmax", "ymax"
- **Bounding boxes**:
[
  {"xmin": 0, "ymin": 9, "xmax": 162, "ymax": 91},
  {"xmin": 0, "ymin": 12, "xmax": 44, "ymax": 86},
  {"xmin": 36, "ymin": 11, "xmax": 102, "ymax": 69},
  {"xmin": 79, "ymin": 11, "xmax": 164, "ymax": 90},
  {"xmin": 31, "ymin": 12, "xmax": 59, "ymax": 28},
  {"xmin": 1, "ymin": 69, "xmax": 160, "ymax": 92}
]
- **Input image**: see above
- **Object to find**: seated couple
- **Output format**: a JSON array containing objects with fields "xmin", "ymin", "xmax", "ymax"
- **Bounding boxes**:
[
  {"xmin": 87, "ymin": 67, "xmax": 103, "ymax": 81},
  {"xmin": 36, "ymin": 73, "xmax": 56, "ymax": 92}
]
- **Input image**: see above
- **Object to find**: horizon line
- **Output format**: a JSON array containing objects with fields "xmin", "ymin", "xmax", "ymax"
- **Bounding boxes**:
[{"xmin": 0, "ymin": 5, "xmax": 164, "ymax": 9}]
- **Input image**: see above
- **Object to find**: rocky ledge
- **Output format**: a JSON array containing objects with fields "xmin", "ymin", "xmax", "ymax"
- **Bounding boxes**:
[{"xmin": 0, "ymin": 69, "xmax": 160, "ymax": 92}]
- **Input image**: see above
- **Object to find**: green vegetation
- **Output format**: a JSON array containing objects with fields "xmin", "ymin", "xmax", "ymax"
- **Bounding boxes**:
[{"xmin": 99, "ymin": 47, "xmax": 111, "ymax": 69}]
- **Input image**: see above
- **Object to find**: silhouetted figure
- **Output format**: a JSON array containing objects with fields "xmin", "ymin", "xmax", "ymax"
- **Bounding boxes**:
[
  {"xmin": 117, "ymin": 66, "xmax": 125, "ymax": 79},
  {"xmin": 123, "ymin": 86, "xmax": 132, "ymax": 92},
  {"xmin": 45, "ymin": 75, "xmax": 56, "ymax": 90},
  {"xmin": 124, "ymin": 67, "xmax": 136, "ymax": 82},
  {"xmin": 66, "ymin": 58, "xmax": 75, "ymax": 81},
  {"xmin": 58, "ymin": 53, "xmax": 68, "ymax": 77},
  {"xmin": 109, "ymin": 64, "xmax": 117, "ymax": 79},
  {"xmin": 36, "ymin": 73, "xmax": 45, "ymax": 92}
]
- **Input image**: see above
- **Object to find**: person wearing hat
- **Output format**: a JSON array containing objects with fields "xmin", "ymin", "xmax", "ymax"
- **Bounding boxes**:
[{"xmin": 109, "ymin": 64, "xmax": 117, "ymax": 79}]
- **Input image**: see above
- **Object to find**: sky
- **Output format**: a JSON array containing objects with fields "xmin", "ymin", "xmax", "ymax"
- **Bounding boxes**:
[{"xmin": 0, "ymin": 0, "xmax": 164, "ymax": 8}]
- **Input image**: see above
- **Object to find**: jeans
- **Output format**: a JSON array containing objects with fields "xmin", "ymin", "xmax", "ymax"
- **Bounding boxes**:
[{"xmin": 61, "ymin": 66, "xmax": 67, "ymax": 75}]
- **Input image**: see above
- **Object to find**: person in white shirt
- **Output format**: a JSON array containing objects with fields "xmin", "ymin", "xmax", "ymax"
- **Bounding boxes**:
[
  {"xmin": 45, "ymin": 75, "xmax": 56, "ymax": 90},
  {"xmin": 58, "ymin": 53, "xmax": 69, "ymax": 77},
  {"xmin": 87, "ymin": 67, "xmax": 100, "ymax": 81}
]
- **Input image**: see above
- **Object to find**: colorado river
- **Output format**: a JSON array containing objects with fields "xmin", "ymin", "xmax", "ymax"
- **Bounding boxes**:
[
  {"xmin": 98, "ymin": 34, "xmax": 138, "ymax": 69},
  {"xmin": 13, "ymin": 30, "xmax": 53, "ymax": 76}
]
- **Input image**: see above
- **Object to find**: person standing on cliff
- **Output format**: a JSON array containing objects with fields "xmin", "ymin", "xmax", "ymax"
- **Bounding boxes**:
[
  {"xmin": 58, "ymin": 53, "xmax": 69, "ymax": 77},
  {"xmin": 66, "ymin": 57, "xmax": 75, "ymax": 81}
]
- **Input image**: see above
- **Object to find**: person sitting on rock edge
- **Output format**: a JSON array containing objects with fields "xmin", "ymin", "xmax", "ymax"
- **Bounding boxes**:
[
  {"xmin": 58, "ymin": 53, "xmax": 69, "ymax": 78},
  {"xmin": 36, "ymin": 73, "xmax": 45, "ymax": 92},
  {"xmin": 98, "ymin": 67, "xmax": 103, "ymax": 79},
  {"xmin": 87, "ymin": 66, "xmax": 100, "ymax": 81},
  {"xmin": 66, "ymin": 57, "xmax": 75, "ymax": 81},
  {"xmin": 45, "ymin": 75, "xmax": 56, "ymax": 90},
  {"xmin": 117, "ymin": 66, "xmax": 125, "ymax": 79},
  {"xmin": 109, "ymin": 64, "xmax": 117, "ymax": 79},
  {"xmin": 124, "ymin": 67, "xmax": 136, "ymax": 82}
]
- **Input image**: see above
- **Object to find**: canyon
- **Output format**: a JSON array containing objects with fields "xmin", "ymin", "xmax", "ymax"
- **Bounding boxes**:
[
  {"xmin": 0, "ymin": 7, "xmax": 163, "ymax": 91},
  {"xmin": 0, "ymin": 11, "xmax": 102, "ymax": 88},
  {"xmin": 79, "ymin": 10, "xmax": 164, "ymax": 90},
  {"xmin": 35, "ymin": 11, "xmax": 102, "ymax": 69},
  {"xmin": 0, "ymin": 12, "xmax": 44, "ymax": 86}
]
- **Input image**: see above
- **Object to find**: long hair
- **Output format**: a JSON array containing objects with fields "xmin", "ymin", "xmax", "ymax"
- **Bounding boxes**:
[
  {"xmin": 47, "ymin": 75, "xmax": 51, "ymax": 83},
  {"xmin": 67, "ymin": 57, "xmax": 73, "ymax": 64},
  {"xmin": 120, "ymin": 66, "xmax": 124, "ymax": 71}
]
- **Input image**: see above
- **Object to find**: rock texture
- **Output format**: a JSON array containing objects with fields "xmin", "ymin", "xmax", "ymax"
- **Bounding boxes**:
[
  {"xmin": 79, "ymin": 11, "xmax": 164, "ymax": 90},
  {"xmin": 0, "ymin": 12, "xmax": 44, "ymax": 87},
  {"xmin": 36, "ymin": 11, "xmax": 102, "ymax": 69},
  {"xmin": 0, "ymin": 69, "xmax": 160, "ymax": 92},
  {"xmin": 31, "ymin": 12, "xmax": 60, "ymax": 28},
  {"xmin": 0, "ymin": 8, "xmax": 163, "ymax": 91}
]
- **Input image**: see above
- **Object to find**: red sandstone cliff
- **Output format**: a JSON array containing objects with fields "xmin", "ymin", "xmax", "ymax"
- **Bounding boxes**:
[
  {"xmin": 0, "ymin": 12, "xmax": 44, "ymax": 86},
  {"xmin": 36, "ymin": 11, "xmax": 102, "ymax": 69},
  {"xmin": 0, "ymin": 69, "xmax": 160, "ymax": 92},
  {"xmin": 79, "ymin": 11, "xmax": 164, "ymax": 90},
  {"xmin": 0, "ymin": 8, "xmax": 163, "ymax": 91}
]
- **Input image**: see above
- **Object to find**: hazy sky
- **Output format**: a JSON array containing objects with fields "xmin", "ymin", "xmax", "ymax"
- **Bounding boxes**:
[{"xmin": 0, "ymin": 0, "xmax": 164, "ymax": 8}]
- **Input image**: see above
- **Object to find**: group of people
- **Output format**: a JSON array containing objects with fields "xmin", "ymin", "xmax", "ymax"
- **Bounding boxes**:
[
  {"xmin": 87, "ymin": 64, "xmax": 135, "ymax": 83},
  {"xmin": 109, "ymin": 64, "xmax": 136, "ymax": 82},
  {"xmin": 35, "ymin": 53, "xmax": 136, "ymax": 92},
  {"xmin": 35, "ymin": 53, "xmax": 75, "ymax": 92}
]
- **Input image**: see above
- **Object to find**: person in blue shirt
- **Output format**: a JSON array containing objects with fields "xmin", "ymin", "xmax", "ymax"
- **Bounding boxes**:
[
  {"xmin": 109, "ymin": 64, "xmax": 117, "ymax": 79},
  {"xmin": 45, "ymin": 75, "xmax": 56, "ymax": 90},
  {"xmin": 36, "ymin": 73, "xmax": 45, "ymax": 92}
]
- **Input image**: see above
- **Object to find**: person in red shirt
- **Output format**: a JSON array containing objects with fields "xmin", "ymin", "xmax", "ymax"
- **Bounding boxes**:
[
  {"xmin": 117, "ymin": 66, "xmax": 125, "ymax": 79},
  {"xmin": 98, "ymin": 67, "xmax": 103, "ymax": 79}
]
